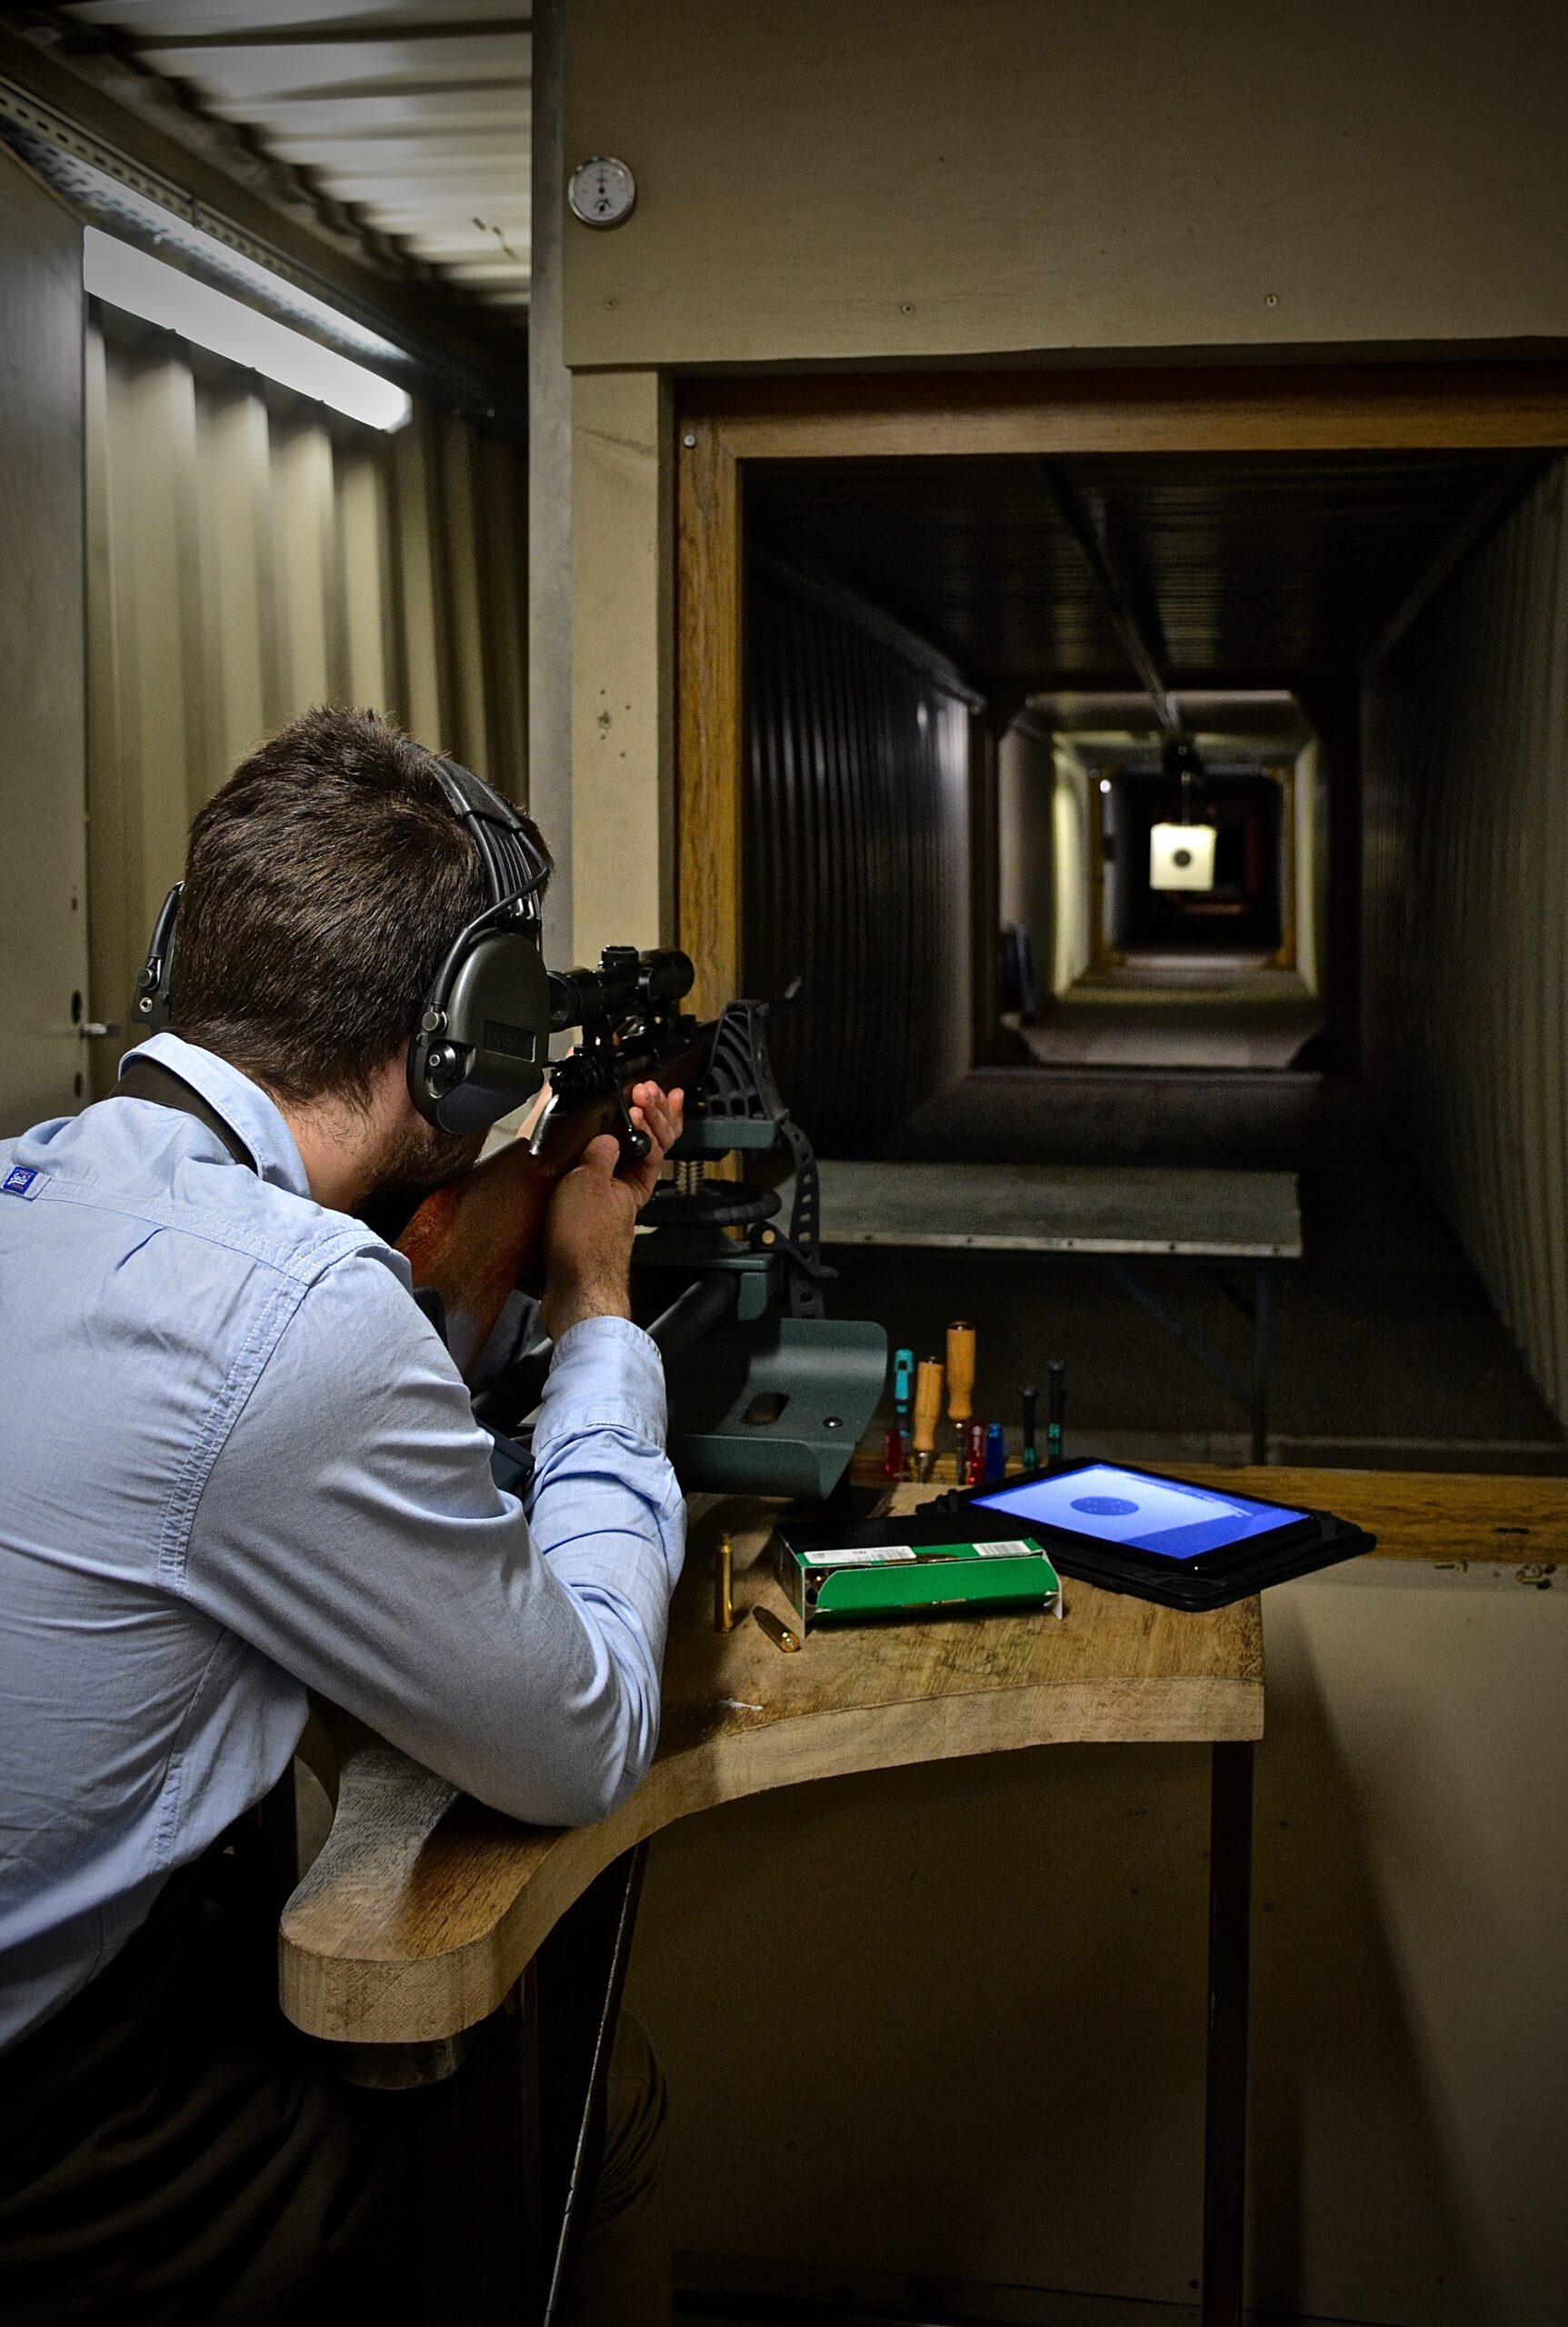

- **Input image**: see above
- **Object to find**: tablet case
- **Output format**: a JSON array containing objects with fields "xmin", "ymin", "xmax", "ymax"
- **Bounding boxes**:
[{"xmin": 921, "ymin": 1463, "xmax": 1375, "ymax": 1611}]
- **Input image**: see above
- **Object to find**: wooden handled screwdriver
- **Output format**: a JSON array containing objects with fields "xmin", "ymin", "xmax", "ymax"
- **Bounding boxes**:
[
  {"xmin": 945, "ymin": 1322, "xmax": 975, "ymax": 1448},
  {"xmin": 912, "ymin": 1358, "xmax": 944, "ymax": 1482}
]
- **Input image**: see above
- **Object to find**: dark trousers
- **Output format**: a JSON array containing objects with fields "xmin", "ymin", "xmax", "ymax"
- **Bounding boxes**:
[
  {"xmin": 0, "ymin": 1863, "xmax": 414, "ymax": 2326},
  {"xmin": 1, "ymin": 1857, "xmax": 671, "ymax": 2327}
]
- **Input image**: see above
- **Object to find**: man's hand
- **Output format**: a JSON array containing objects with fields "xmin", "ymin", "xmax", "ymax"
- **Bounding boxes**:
[
  {"xmin": 621, "ymin": 1081, "xmax": 684, "ymax": 1210},
  {"xmin": 539, "ymin": 1083, "xmax": 684, "ymax": 1343}
]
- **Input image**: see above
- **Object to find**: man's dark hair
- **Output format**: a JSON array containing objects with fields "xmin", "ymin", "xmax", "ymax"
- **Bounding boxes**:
[{"xmin": 170, "ymin": 706, "xmax": 550, "ymax": 1106}]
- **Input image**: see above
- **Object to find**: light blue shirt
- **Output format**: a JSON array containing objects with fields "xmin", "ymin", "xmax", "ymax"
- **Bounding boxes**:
[{"xmin": 0, "ymin": 1034, "xmax": 684, "ymax": 2049}]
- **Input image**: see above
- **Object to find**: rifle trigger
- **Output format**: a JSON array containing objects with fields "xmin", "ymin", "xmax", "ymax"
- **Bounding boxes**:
[{"xmin": 612, "ymin": 1078, "xmax": 653, "ymax": 1165}]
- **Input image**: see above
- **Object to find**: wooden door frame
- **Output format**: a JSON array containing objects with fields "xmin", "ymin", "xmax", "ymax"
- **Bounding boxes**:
[{"xmin": 676, "ymin": 360, "xmax": 1568, "ymax": 1018}]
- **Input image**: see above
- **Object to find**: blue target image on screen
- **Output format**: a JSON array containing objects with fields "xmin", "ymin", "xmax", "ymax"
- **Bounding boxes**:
[{"xmin": 971, "ymin": 1463, "xmax": 1306, "ymax": 1561}]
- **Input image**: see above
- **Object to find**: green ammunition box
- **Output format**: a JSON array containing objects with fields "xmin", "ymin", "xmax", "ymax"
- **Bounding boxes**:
[{"xmin": 774, "ymin": 1516, "xmax": 1063, "ymax": 1630}]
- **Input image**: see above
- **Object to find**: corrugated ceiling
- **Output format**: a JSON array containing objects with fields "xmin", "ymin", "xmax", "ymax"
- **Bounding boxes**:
[
  {"xmin": 54, "ymin": 1, "xmax": 530, "ymax": 325},
  {"xmin": 748, "ymin": 452, "xmax": 1531, "ymax": 691}
]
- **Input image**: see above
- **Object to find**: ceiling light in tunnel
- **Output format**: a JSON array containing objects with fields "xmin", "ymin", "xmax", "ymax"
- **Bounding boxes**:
[
  {"xmin": 1100, "ymin": 779, "xmax": 1112, "ymax": 794},
  {"xmin": 83, "ymin": 229, "xmax": 413, "ymax": 432}
]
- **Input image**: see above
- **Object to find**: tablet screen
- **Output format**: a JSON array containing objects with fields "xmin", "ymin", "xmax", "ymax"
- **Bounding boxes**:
[{"xmin": 969, "ymin": 1463, "xmax": 1306, "ymax": 1562}]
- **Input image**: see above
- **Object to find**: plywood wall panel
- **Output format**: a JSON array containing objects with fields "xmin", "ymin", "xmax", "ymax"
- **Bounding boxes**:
[
  {"xmin": 571, "ymin": 367, "xmax": 671, "ymax": 964},
  {"xmin": 564, "ymin": 0, "xmax": 1568, "ymax": 370}
]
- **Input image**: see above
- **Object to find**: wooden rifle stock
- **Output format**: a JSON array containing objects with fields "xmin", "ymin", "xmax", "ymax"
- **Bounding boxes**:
[{"xmin": 395, "ymin": 1024, "xmax": 716, "ymax": 1379}]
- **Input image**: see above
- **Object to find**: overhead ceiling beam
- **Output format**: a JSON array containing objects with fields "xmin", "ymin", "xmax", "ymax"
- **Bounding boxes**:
[{"xmin": 1041, "ymin": 459, "xmax": 1182, "ymax": 739}]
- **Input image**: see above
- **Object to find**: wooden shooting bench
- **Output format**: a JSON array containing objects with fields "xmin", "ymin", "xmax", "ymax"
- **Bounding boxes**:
[
  {"xmin": 816, "ymin": 1159, "xmax": 1303, "ymax": 1464},
  {"xmin": 276, "ymin": 1468, "xmax": 1565, "ymax": 2327}
]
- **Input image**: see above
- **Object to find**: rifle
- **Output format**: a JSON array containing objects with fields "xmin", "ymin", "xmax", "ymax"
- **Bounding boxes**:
[
  {"xmin": 396, "ymin": 946, "xmax": 884, "ymax": 1499},
  {"xmin": 395, "ymin": 945, "xmax": 711, "ymax": 1379}
]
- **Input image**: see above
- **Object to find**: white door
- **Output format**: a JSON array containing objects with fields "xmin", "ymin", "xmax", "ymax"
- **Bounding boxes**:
[{"xmin": 0, "ymin": 147, "xmax": 89, "ymax": 1136}]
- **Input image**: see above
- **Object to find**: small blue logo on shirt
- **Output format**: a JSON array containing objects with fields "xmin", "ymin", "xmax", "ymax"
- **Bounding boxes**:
[{"xmin": 3, "ymin": 1165, "xmax": 42, "ymax": 1198}]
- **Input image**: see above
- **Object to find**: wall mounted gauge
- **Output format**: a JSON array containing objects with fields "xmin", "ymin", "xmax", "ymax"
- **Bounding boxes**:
[{"xmin": 568, "ymin": 156, "xmax": 637, "ymax": 228}]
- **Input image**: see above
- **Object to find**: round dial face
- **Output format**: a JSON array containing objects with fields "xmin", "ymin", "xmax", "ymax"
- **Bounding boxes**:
[{"xmin": 568, "ymin": 155, "xmax": 637, "ymax": 229}]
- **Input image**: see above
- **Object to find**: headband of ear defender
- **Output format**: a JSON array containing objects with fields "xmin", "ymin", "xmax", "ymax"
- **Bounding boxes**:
[
  {"xmin": 132, "ymin": 880, "xmax": 184, "ymax": 1035},
  {"xmin": 133, "ymin": 754, "xmax": 552, "ymax": 1138},
  {"xmin": 405, "ymin": 755, "xmax": 553, "ymax": 1134}
]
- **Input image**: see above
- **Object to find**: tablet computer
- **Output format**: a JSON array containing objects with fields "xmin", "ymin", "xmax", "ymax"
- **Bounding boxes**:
[{"xmin": 930, "ymin": 1458, "xmax": 1374, "ymax": 1609}]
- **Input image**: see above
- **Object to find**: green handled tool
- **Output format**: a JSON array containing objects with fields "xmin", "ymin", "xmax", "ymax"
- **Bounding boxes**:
[{"xmin": 1047, "ymin": 1359, "xmax": 1067, "ymax": 1470}]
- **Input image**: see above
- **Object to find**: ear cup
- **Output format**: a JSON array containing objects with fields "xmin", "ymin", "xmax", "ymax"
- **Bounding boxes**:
[
  {"xmin": 407, "ymin": 756, "xmax": 554, "ymax": 1133},
  {"xmin": 407, "ymin": 922, "xmax": 552, "ymax": 1132}
]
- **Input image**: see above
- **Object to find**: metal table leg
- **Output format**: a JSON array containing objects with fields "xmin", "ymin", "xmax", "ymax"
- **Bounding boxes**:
[
  {"xmin": 1250, "ymin": 1263, "xmax": 1275, "ymax": 1466},
  {"xmin": 1202, "ymin": 1741, "xmax": 1254, "ymax": 2327},
  {"xmin": 415, "ymin": 1843, "xmax": 648, "ymax": 2326}
]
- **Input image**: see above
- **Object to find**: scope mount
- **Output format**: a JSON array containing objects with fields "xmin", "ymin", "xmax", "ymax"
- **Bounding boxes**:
[{"xmin": 545, "ymin": 944, "xmax": 697, "ymax": 1163}]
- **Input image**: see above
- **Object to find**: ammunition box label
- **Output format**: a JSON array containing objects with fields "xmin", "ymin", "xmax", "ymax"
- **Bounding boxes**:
[{"xmin": 804, "ymin": 1545, "xmax": 919, "ymax": 1568}]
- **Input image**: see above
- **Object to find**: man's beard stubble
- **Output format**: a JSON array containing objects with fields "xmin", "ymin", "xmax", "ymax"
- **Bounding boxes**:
[
  {"xmin": 352, "ymin": 1112, "xmax": 486, "ymax": 1242},
  {"xmin": 375, "ymin": 1108, "xmax": 487, "ymax": 1200}
]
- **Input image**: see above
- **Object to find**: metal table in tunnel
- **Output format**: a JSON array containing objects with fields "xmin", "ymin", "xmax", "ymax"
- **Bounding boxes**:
[{"xmin": 816, "ymin": 1159, "xmax": 1303, "ymax": 1464}]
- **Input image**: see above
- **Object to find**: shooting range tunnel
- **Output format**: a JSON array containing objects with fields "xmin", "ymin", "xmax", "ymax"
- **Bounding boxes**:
[{"xmin": 741, "ymin": 449, "xmax": 1568, "ymax": 1472}]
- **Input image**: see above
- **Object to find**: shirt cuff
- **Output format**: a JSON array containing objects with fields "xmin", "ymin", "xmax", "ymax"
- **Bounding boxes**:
[{"xmin": 534, "ymin": 1313, "xmax": 667, "ymax": 1449}]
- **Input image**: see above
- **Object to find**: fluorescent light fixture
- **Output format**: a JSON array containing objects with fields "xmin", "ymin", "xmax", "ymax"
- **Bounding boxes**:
[{"xmin": 84, "ymin": 228, "xmax": 413, "ymax": 432}]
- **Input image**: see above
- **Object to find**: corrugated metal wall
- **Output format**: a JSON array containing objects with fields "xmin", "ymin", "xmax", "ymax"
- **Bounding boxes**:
[
  {"xmin": 743, "ymin": 556, "xmax": 975, "ymax": 1154},
  {"xmin": 1363, "ymin": 459, "xmax": 1568, "ymax": 1422},
  {"xmin": 996, "ymin": 719, "xmax": 1054, "ymax": 1014},
  {"xmin": 83, "ymin": 308, "xmax": 527, "ymax": 1095}
]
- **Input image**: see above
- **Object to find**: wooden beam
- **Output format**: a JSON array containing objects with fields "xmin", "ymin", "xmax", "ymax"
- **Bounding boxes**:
[
  {"xmin": 675, "ymin": 416, "xmax": 742, "ymax": 1013},
  {"xmin": 683, "ymin": 364, "xmax": 1568, "ymax": 460}
]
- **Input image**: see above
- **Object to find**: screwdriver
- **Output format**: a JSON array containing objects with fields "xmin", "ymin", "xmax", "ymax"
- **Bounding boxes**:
[
  {"xmin": 984, "ymin": 1422, "xmax": 1006, "ymax": 1483},
  {"xmin": 893, "ymin": 1348, "xmax": 915, "ymax": 1433},
  {"xmin": 886, "ymin": 1346, "xmax": 915, "ymax": 1478},
  {"xmin": 946, "ymin": 1322, "xmax": 975, "ymax": 1474},
  {"xmin": 1047, "ymin": 1359, "xmax": 1067, "ymax": 1470},
  {"xmin": 912, "ymin": 1358, "xmax": 944, "ymax": 1483},
  {"xmin": 1021, "ymin": 1384, "xmax": 1039, "ymax": 1473}
]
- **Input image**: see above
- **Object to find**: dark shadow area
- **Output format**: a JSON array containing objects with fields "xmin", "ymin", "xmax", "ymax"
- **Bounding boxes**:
[
  {"xmin": 743, "ymin": 445, "xmax": 1566, "ymax": 1472},
  {"xmin": 828, "ymin": 1096, "xmax": 1567, "ymax": 1474}
]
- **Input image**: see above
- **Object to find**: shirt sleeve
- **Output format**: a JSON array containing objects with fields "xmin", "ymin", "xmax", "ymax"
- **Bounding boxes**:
[{"xmin": 183, "ymin": 1251, "xmax": 685, "ymax": 1827}]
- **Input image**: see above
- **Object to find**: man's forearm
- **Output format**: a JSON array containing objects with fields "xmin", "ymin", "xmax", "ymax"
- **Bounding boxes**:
[{"xmin": 521, "ymin": 1315, "xmax": 685, "ymax": 1817}]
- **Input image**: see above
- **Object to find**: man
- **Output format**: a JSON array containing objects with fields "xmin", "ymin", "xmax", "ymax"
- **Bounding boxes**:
[{"xmin": 0, "ymin": 708, "xmax": 685, "ymax": 2323}]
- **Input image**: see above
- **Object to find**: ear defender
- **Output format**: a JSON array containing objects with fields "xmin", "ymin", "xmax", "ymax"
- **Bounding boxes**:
[
  {"xmin": 133, "ymin": 759, "xmax": 550, "ymax": 1136},
  {"xmin": 405, "ymin": 758, "xmax": 554, "ymax": 1134},
  {"xmin": 134, "ymin": 884, "xmax": 184, "ymax": 1036}
]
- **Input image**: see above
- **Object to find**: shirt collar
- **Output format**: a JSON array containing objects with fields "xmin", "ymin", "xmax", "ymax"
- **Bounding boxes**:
[{"xmin": 118, "ymin": 1033, "xmax": 312, "ymax": 1199}]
